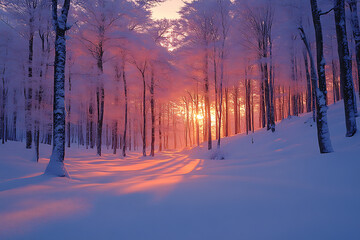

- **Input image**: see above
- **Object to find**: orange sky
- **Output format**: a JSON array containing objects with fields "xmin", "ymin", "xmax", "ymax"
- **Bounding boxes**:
[{"xmin": 151, "ymin": 0, "xmax": 188, "ymax": 19}]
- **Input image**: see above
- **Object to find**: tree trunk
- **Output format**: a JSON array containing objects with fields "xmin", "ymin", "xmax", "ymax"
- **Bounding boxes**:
[
  {"xmin": 142, "ymin": 72, "xmax": 147, "ymax": 156},
  {"xmin": 204, "ymin": 47, "xmax": 212, "ymax": 150},
  {"xmin": 96, "ymin": 86, "xmax": 105, "ymax": 155},
  {"xmin": 158, "ymin": 105, "xmax": 162, "ymax": 151},
  {"xmin": 67, "ymin": 63, "xmax": 71, "ymax": 148},
  {"xmin": 334, "ymin": 0, "xmax": 357, "ymax": 137},
  {"xmin": 310, "ymin": 0, "xmax": 328, "ymax": 104},
  {"xmin": 348, "ymin": 0, "xmax": 360, "ymax": 100},
  {"xmin": 234, "ymin": 86, "xmax": 239, "ymax": 134},
  {"xmin": 122, "ymin": 59, "xmax": 128, "ymax": 157},
  {"xmin": 217, "ymin": 69, "xmax": 223, "ymax": 147},
  {"xmin": 1, "ymin": 70, "xmax": 6, "ymax": 144},
  {"xmin": 245, "ymin": 67, "xmax": 251, "ymax": 134},
  {"xmin": 195, "ymin": 84, "xmax": 200, "ymax": 146},
  {"xmin": 150, "ymin": 68, "xmax": 155, "ymax": 157},
  {"xmin": 260, "ymin": 81, "xmax": 265, "ymax": 128},
  {"xmin": 263, "ymin": 62, "xmax": 272, "ymax": 131},
  {"xmin": 45, "ymin": 0, "xmax": 71, "ymax": 177},
  {"xmin": 269, "ymin": 36, "xmax": 275, "ymax": 132},
  {"xmin": 213, "ymin": 44, "xmax": 219, "ymax": 141},
  {"xmin": 304, "ymin": 49, "xmax": 312, "ymax": 112},
  {"xmin": 112, "ymin": 121, "xmax": 117, "ymax": 154},
  {"xmin": 173, "ymin": 109, "xmax": 176, "ymax": 149},
  {"xmin": 25, "ymin": 29, "xmax": 34, "ymax": 149},
  {"xmin": 12, "ymin": 89, "xmax": 17, "ymax": 141},
  {"xmin": 224, "ymin": 87, "xmax": 229, "ymax": 137},
  {"xmin": 251, "ymin": 87, "xmax": 255, "ymax": 132},
  {"xmin": 184, "ymin": 99, "xmax": 189, "ymax": 147},
  {"xmin": 300, "ymin": 27, "xmax": 333, "ymax": 153}
]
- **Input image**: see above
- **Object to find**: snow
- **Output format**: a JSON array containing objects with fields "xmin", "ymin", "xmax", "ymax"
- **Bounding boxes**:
[
  {"xmin": 0, "ymin": 102, "xmax": 360, "ymax": 239},
  {"xmin": 44, "ymin": 155, "xmax": 69, "ymax": 177}
]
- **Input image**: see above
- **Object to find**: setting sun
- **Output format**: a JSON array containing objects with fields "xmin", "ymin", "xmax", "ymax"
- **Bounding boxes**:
[
  {"xmin": 196, "ymin": 114, "xmax": 204, "ymax": 120},
  {"xmin": 0, "ymin": 0, "xmax": 359, "ymax": 239}
]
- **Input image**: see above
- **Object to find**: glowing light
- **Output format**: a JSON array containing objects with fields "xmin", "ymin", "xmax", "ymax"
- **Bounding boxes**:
[
  {"xmin": 196, "ymin": 114, "xmax": 204, "ymax": 120},
  {"xmin": 151, "ymin": 0, "xmax": 188, "ymax": 20}
]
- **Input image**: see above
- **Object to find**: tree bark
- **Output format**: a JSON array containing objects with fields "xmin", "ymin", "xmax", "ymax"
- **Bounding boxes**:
[
  {"xmin": 25, "ymin": 26, "xmax": 34, "ymax": 149},
  {"xmin": 122, "ymin": 58, "xmax": 128, "ymax": 157},
  {"xmin": 334, "ymin": 0, "xmax": 357, "ymax": 137},
  {"xmin": 348, "ymin": 0, "xmax": 360, "ymax": 100},
  {"xmin": 150, "ymin": 68, "xmax": 155, "ymax": 156},
  {"xmin": 45, "ymin": 0, "xmax": 71, "ymax": 177},
  {"xmin": 204, "ymin": 46, "xmax": 212, "ymax": 150},
  {"xmin": 66, "ymin": 60, "xmax": 71, "ymax": 148},
  {"xmin": 300, "ymin": 27, "xmax": 333, "ymax": 153},
  {"xmin": 142, "ymin": 70, "xmax": 147, "ymax": 156},
  {"xmin": 304, "ymin": 49, "xmax": 312, "ymax": 113},
  {"xmin": 310, "ymin": 0, "xmax": 328, "ymax": 104},
  {"xmin": 158, "ymin": 104, "xmax": 162, "ymax": 151},
  {"xmin": 96, "ymin": 86, "xmax": 105, "ymax": 155},
  {"xmin": 12, "ymin": 89, "xmax": 17, "ymax": 141},
  {"xmin": 195, "ymin": 83, "xmax": 200, "ymax": 146},
  {"xmin": 269, "ymin": 36, "xmax": 275, "ymax": 131},
  {"xmin": 233, "ymin": 86, "xmax": 239, "ymax": 134},
  {"xmin": 1, "ymin": 67, "xmax": 6, "ymax": 144}
]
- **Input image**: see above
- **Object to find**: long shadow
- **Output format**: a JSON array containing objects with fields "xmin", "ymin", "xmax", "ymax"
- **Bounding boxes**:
[{"xmin": 0, "ymin": 174, "xmax": 50, "ymax": 192}]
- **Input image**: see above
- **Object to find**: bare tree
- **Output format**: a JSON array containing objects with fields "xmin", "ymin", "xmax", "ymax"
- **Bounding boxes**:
[
  {"xmin": 299, "ymin": 27, "xmax": 333, "ymax": 153},
  {"xmin": 247, "ymin": 3, "xmax": 275, "ymax": 132},
  {"xmin": 78, "ymin": 0, "xmax": 123, "ymax": 156},
  {"xmin": 310, "ymin": 0, "xmax": 328, "ymax": 104},
  {"xmin": 216, "ymin": 0, "xmax": 231, "ymax": 147},
  {"xmin": 334, "ymin": 0, "xmax": 357, "ymax": 137},
  {"xmin": 45, "ymin": 0, "xmax": 71, "ymax": 177},
  {"xmin": 132, "ymin": 58, "xmax": 148, "ymax": 156},
  {"xmin": 348, "ymin": 0, "xmax": 360, "ymax": 100}
]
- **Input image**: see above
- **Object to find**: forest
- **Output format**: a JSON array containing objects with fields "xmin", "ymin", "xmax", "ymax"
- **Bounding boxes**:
[
  {"xmin": 0, "ymin": 0, "xmax": 358, "ymax": 169},
  {"xmin": 0, "ymin": 0, "xmax": 359, "ymax": 239}
]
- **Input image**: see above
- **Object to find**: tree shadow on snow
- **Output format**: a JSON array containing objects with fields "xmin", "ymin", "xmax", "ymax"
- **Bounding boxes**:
[{"xmin": 0, "ymin": 174, "xmax": 50, "ymax": 192}]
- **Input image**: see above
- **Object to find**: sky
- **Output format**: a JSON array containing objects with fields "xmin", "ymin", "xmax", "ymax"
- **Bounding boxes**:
[{"xmin": 151, "ymin": 0, "xmax": 187, "ymax": 20}]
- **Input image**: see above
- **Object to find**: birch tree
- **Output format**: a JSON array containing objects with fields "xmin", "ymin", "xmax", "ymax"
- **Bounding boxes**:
[{"xmin": 44, "ymin": 0, "xmax": 71, "ymax": 177}]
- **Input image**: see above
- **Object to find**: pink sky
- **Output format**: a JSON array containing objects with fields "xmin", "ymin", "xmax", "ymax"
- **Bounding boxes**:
[{"xmin": 151, "ymin": 0, "xmax": 187, "ymax": 19}]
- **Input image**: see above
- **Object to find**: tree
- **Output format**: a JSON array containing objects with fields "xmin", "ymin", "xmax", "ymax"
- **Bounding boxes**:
[
  {"xmin": 44, "ymin": 0, "xmax": 71, "ymax": 177},
  {"xmin": 215, "ymin": 0, "xmax": 231, "ymax": 147},
  {"xmin": 3, "ymin": 0, "xmax": 42, "ymax": 149},
  {"xmin": 348, "ymin": 0, "xmax": 360, "ymax": 100},
  {"xmin": 334, "ymin": 0, "xmax": 357, "ymax": 137},
  {"xmin": 121, "ymin": 53, "xmax": 128, "ymax": 157},
  {"xmin": 78, "ymin": 0, "xmax": 118, "ymax": 156},
  {"xmin": 180, "ymin": 0, "xmax": 214, "ymax": 150},
  {"xmin": 247, "ymin": 3, "xmax": 275, "ymax": 132},
  {"xmin": 299, "ymin": 27, "xmax": 333, "ymax": 153},
  {"xmin": 34, "ymin": 0, "xmax": 51, "ymax": 162},
  {"xmin": 310, "ymin": 0, "xmax": 328, "ymax": 104},
  {"xmin": 132, "ymin": 55, "xmax": 148, "ymax": 156}
]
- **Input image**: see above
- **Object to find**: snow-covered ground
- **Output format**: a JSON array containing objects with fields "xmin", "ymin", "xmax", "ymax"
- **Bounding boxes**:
[{"xmin": 0, "ymin": 102, "xmax": 360, "ymax": 240}]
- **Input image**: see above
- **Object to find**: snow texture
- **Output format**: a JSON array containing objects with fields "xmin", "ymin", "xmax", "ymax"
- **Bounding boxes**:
[{"xmin": 0, "ymin": 101, "xmax": 359, "ymax": 239}]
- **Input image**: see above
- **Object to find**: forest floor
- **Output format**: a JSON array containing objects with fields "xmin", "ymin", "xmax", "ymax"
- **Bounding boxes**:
[{"xmin": 0, "ymin": 101, "xmax": 360, "ymax": 240}]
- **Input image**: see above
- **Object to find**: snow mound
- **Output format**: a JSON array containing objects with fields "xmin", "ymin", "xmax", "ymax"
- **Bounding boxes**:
[{"xmin": 188, "ymin": 101, "xmax": 360, "ymax": 161}]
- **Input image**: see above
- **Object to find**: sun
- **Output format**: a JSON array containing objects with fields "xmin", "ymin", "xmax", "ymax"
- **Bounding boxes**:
[{"xmin": 196, "ymin": 114, "xmax": 204, "ymax": 120}]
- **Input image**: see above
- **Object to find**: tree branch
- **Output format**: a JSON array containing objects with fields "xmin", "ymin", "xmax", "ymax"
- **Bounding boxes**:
[{"xmin": 319, "ymin": 7, "xmax": 334, "ymax": 16}]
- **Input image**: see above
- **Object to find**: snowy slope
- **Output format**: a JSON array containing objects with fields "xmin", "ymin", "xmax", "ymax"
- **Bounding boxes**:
[{"xmin": 0, "ymin": 102, "xmax": 359, "ymax": 240}]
